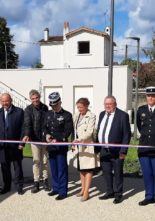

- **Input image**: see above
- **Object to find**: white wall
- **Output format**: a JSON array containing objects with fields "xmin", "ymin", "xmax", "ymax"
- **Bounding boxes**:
[
  {"xmin": 40, "ymin": 43, "xmax": 63, "ymax": 68},
  {"xmin": 40, "ymin": 32, "xmax": 108, "ymax": 69},
  {"xmin": 64, "ymin": 32, "xmax": 105, "ymax": 68},
  {"xmin": 0, "ymin": 66, "xmax": 132, "ymax": 122}
]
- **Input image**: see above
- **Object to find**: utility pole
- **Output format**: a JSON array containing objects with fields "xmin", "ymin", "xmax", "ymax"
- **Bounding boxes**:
[
  {"xmin": 126, "ymin": 37, "xmax": 140, "ymax": 140},
  {"xmin": 125, "ymin": 44, "xmax": 128, "ymax": 61},
  {"xmin": 108, "ymin": 0, "xmax": 114, "ymax": 96}
]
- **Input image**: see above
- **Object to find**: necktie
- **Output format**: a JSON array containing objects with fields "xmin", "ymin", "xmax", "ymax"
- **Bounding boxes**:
[
  {"xmin": 5, "ymin": 110, "xmax": 9, "ymax": 131},
  {"xmin": 102, "ymin": 113, "xmax": 110, "ymax": 143},
  {"xmin": 149, "ymin": 108, "xmax": 153, "ymax": 116}
]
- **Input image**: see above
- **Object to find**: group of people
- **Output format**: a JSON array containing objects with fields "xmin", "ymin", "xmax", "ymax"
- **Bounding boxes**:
[{"xmin": 0, "ymin": 86, "xmax": 155, "ymax": 206}]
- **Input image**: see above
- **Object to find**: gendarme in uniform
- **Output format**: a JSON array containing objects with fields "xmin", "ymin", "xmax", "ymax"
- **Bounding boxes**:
[
  {"xmin": 43, "ymin": 92, "xmax": 74, "ymax": 200},
  {"xmin": 137, "ymin": 86, "xmax": 155, "ymax": 206}
]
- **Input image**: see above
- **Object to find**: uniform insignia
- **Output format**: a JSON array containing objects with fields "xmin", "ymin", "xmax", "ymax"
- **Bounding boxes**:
[{"xmin": 57, "ymin": 116, "xmax": 64, "ymax": 121}]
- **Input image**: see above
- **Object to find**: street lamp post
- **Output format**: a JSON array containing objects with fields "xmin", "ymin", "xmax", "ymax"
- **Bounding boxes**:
[
  {"xmin": 126, "ymin": 37, "xmax": 140, "ymax": 140},
  {"xmin": 108, "ymin": 0, "xmax": 114, "ymax": 96}
]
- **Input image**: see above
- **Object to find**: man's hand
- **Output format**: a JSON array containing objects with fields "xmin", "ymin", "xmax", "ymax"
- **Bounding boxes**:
[
  {"xmin": 18, "ymin": 145, "xmax": 24, "ymax": 150},
  {"xmin": 22, "ymin": 136, "xmax": 30, "ymax": 142},
  {"xmin": 46, "ymin": 134, "xmax": 52, "ymax": 143}
]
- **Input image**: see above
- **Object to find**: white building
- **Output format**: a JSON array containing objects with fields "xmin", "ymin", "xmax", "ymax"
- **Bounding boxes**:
[
  {"xmin": 0, "ymin": 23, "xmax": 132, "ymax": 122},
  {"xmin": 39, "ymin": 22, "xmax": 111, "ymax": 69},
  {"xmin": 0, "ymin": 66, "xmax": 132, "ymax": 122}
]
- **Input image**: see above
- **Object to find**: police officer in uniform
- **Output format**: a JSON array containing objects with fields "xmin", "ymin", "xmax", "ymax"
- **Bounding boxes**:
[
  {"xmin": 137, "ymin": 86, "xmax": 155, "ymax": 206},
  {"xmin": 43, "ymin": 92, "xmax": 74, "ymax": 200}
]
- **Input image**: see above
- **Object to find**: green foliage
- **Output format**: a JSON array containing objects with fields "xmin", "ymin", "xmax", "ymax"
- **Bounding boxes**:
[
  {"xmin": 0, "ymin": 17, "xmax": 18, "ymax": 68},
  {"xmin": 124, "ymin": 139, "xmax": 141, "ymax": 175},
  {"xmin": 142, "ymin": 33, "xmax": 155, "ymax": 62},
  {"xmin": 121, "ymin": 58, "xmax": 141, "ymax": 72},
  {"xmin": 32, "ymin": 62, "xmax": 44, "ymax": 68},
  {"xmin": 23, "ymin": 144, "xmax": 32, "ymax": 157}
]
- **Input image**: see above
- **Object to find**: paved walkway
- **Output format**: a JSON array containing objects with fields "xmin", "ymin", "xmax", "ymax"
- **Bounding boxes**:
[{"xmin": 0, "ymin": 153, "xmax": 155, "ymax": 221}]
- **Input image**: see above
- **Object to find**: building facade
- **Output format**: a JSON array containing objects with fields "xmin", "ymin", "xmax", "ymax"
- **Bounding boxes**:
[{"xmin": 39, "ymin": 22, "xmax": 111, "ymax": 69}]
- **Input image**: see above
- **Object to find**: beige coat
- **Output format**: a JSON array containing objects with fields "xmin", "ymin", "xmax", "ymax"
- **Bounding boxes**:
[{"xmin": 73, "ymin": 110, "xmax": 100, "ymax": 170}]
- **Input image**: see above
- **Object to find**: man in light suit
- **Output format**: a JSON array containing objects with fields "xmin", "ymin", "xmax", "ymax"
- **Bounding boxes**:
[{"xmin": 97, "ymin": 96, "xmax": 131, "ymax": 204}]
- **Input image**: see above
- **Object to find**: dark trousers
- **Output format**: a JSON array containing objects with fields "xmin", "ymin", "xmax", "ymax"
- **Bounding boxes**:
[
  {"xmin": 101, "ymin": 157, "xmax": 124, "ymax": 197},
  {"xmin": 1, "ymin": 160, "xmax": 24, "ymax": 190},
  {"xmin": 139, "ymin": 156, "xmax": 155, "ymax": 200},
  {"xmin": 49, "ymin": 152, "xmax": 68, "ymax": 197}
]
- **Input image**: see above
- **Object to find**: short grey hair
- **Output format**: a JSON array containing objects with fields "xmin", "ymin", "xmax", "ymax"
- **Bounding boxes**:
[
  {"xmin": 29, "ymin": 89, "xmax": 40, "ymax": 98},
  {"xmin": 104, "ymin": 95, "xmax": 117, "ymax": 105}
]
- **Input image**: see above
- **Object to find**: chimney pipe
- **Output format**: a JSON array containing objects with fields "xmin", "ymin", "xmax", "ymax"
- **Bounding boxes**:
[
  {"xmin": 63, "ymin": 22, "xmax": 70, "ymax": 40},
  {"xmin": 44, "ymin": 28, "xmax": 49, "ymax": 41}
]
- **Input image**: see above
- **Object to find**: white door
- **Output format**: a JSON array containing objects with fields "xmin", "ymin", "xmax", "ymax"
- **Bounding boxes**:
[{"xmin": 74, "ymin": 86, "xmax": 93, "ymax": 114}]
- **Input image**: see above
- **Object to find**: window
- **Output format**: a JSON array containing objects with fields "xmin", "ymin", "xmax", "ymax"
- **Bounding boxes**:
[{"xmin": 78, "ymin": 41, "xmax": 90, "ymax": 54}]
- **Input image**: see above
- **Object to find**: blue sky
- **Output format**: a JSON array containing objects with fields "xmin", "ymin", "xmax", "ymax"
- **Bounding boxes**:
[{"xmin": 0, "ymin": 0, "xmax": 154, "ymax": 67}]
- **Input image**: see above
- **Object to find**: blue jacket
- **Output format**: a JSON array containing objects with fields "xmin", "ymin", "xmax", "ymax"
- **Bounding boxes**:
[{"xmin": 0, "ymin": 105, "xmax": 24, "ymax": 162}]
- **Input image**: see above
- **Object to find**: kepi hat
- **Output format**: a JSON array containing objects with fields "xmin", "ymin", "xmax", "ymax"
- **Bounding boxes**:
[
  {"xmin": 146, "ymin": 86, "xmax": 155, "ymax": 95},
  {"xmin": 48, "ymin": 92, "xmax": 61, "ymax": 106}
]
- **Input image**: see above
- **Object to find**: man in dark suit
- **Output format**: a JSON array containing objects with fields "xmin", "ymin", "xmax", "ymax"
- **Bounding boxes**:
[
  {"xmin": 0, "ymin": 93, "xmax": 24, "ymax": 195},
  {"xmin": 97, "ymin": 96, "xmax": 131, "ymax": 204},
  {"xmin": 137, "ymin": 86, "xmax": 155, "ymax": 206}
]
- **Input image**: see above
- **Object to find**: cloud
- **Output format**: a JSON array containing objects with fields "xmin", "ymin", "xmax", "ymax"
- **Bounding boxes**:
[
  {"xmin": 1, "ymin": 0, "xmax": 155, "ymax": 66},
  {"xmin": 114, "ymin": 0, "xmax": 155, "ymax": 63},
  {"xmin": 3, "ymin": 0, "xmax": 111, "ymax": 67}
]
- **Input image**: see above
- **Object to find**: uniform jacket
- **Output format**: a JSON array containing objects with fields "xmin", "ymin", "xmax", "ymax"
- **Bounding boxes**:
[
  {"xmin": 0, "ymin": 105, "xmax": 24, "ymax": 162},
  {"xmin": 74, "ymin": 110, "xmax": 100, "ymax": 169},
  {"xmin": 43, "ymin": 108, "xmax": 74, "ymax": 153},
  {"xmin": 23, "ymin": 102, "xmax": 48, "ymax": 141},
  {"xmin": 97, "ymin": 108, "xmax": 131, "ymax": 158},
  {"xmin": 137, "ymin": 105, "xmax": 155, "ymax": 157}
]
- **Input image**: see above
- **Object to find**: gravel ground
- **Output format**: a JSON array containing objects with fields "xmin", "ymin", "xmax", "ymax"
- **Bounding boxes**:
[{"xmin": 0, "ymin": 152, "xmax": 155, "ymax": 221}]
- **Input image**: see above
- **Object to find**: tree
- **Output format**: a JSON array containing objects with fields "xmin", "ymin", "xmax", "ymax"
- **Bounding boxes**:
[
  {"xmin": 121, "ymin": 58, "xmax": 142, "ymax": 88},
  {"xmin": 142, "ymin": 33, "xmax": 155, "ymax": 62},
  {"xmin": 31, "ymin": 61, "xmax": 44, "ymax": 68},
  {"xmin": 0, "ymin": 17, "xmax": 18, "ymax": 68},
  {"xmin": 120, "ymin": 58, "xmax": 140, "ymax": 72},
  {"xmin": 139, "ymin": 63, "xmax": 155, "ymax": 87}
]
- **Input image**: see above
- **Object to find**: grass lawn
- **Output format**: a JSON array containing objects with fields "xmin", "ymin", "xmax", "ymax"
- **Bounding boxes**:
[
  {"xmin": 124, "ymin": 139, "xmax": 141, "ymax": 175},
  {"xmin": 23, "ymin": 144, "xmax": 32, "ymax": 157}
]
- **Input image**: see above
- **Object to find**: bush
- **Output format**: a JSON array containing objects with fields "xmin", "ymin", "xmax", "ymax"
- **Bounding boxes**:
[{"xmin": 124, "ymin": 139, "xmax": 141, "ymax": 175}]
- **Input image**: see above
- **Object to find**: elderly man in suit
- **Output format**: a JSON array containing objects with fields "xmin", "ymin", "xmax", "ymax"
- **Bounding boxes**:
[
  {"xmin": 97, "ymin": 96, "xmax": 131, "ymax": 204},
  {"xmin": 137, "ymin": 86, "xmax": 155, "ymax": 206},
  {"xmin": 0, "ymin": 93, "xmax": 24, "ymax": 195}
]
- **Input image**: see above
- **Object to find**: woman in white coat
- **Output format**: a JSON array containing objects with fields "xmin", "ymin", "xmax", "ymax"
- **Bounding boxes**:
[{"xmin": 73, "ymin": 98, "xmax": 100, "ymax": 201}]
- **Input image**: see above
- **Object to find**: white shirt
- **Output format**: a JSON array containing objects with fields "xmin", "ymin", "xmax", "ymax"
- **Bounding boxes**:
[
  {"xmin": 148, "ymin": 105, "xmax": 155, "ymax": 112},
  {"xmin": 98, "ymin": 111, "xmax": 115, "ymax": 143}
]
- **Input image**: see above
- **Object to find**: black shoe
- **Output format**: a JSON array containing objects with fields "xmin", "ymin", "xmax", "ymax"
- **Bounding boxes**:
[
  {"xmin": 0, "ymin": 188, "xmax": 11, "ymax": 194},
  {"xmin": 43, "ymin": 179, "xmax": 51, "ymax": 191},
  {"xmin": 55, "ymin": 195, "xmax": 67, "ymax": 200},
  {"xmin": 31, "ymin": 182, "xmax": 40, "ymax": 193},
  {"xmin": 113, "ymin": 196, "xmax": 122, "ymax": 204},
  {"xmin": 17, "ymin": 187, "xmax": 24, "ymax": 195},
  {"xmin": 99, "ymin": 193, "xmax": 114, "ymax": 200},
  {"xmin": 139, "ymin": 199, "xmax": 155, "ymax": 206},
  {"xmin": 48, "ymin": 191, "xmax": 58, "ymax": 196}
]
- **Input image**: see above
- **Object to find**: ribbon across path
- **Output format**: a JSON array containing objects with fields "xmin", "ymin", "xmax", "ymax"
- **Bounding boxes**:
[{"xmin": 0, "ymin": 139, "xmax": 154, "ymax": 148}]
